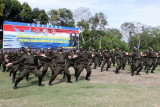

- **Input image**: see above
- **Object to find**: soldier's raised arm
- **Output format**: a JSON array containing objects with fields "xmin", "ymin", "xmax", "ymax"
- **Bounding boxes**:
[{"xmin": 8, "ymin": 55, "xmax": 26, "ymax": 66}]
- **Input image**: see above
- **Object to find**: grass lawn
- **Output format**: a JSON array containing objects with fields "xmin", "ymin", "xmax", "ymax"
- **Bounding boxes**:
[{"xmin": 0, "ymin": 65, "xmax": 160, "ymax": 107}]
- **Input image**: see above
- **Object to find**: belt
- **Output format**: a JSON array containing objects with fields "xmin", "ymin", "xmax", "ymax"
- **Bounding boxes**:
[
  {"xmin": 134, "ymin": 59, "xmax": 141, "ymax": 60},
  {"xmin": 116, "ymin": 57, "xmax": 122, "ymax": 59},
  {"xmin": 150, "ymin": 57, "xmax": 156, "ymax": 59},
  {"xmin": 56, "ymin": 62, "xmax": 65, "ymax": 64},
  {"xmin": 25, "ymin": 64, "xmax": 35, "ymax": 66}
]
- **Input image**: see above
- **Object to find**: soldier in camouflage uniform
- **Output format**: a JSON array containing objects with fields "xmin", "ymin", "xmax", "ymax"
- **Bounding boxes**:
[
  {"xmin": 75, "ymin": 47, "xmax": 92, "ymax": 82},
  {"xmin": 63, "ymin": 48, "xmax": 78, "ymax": 78},
  {"xmin": 101, "ymin": 49, "xmax": 111, "ymax": 72},
  {"xmin": 89, "ymin": 49, "xmax": 98, "ymax": 69},
  {"xmin": 41, "ymin": 48, "xmax": 55, "ymax": 77},
  {"xmin": 48, "ymin": 48, "xmax": 73, "ymax": 85},
  {"xmin": 146, "ymin": 47, "xmax": 157, "ymax": 74},
  {"xmin": 97, "ymin": 50, "xmax": 103, "ymax": 67},
  {"xmin": 115, "ymin": 47, "xmax": 123, "ymax": 74},
  {"xmin": 111, "ymin": 49, "xmax": 116, "ymax": 66},
  {"xmin": 122, "ymin": 51, "xmax": 128, "ymax": 70},
  {"xmin": 130, "ymin": 47, "xmax": 143, "ymax": 76},
  {"xmin": 156, "ymin": 51, "xmax": 160, "ymax": 67},
  {"xmin": 6, "ymin": 49, "xmax": 44, "ymax": 89}
]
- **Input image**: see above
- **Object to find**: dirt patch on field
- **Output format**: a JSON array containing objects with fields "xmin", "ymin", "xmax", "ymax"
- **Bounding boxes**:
[{"xmin": 69, "ymin": 66, "xmax": 160, "ymax": 86}]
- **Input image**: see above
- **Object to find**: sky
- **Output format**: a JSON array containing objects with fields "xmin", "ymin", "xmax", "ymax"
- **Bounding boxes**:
[{"xmin": 18, "ymin": 0, "xmax": 160, "ymax": 29}]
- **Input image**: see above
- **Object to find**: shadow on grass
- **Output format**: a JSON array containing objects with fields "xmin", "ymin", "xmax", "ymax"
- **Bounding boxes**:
[
  {"xmin": 52, "ymin": 79, "xmax": 66, "ymax": 85},
  {"xmin": 18, "ymin": 80, "xmax": 39, "ymax": 89}
]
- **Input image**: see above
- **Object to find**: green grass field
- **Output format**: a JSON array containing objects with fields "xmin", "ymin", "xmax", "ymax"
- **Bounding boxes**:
[{"xmin": 0, "ymin": 65, "xmax": 160, "ymax": 107}]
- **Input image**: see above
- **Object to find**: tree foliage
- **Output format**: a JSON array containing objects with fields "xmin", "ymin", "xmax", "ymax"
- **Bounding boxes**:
[
  {"xmin": 124, "ymin": 22, "xmax": 160, "ymax": 51},
  {"xmin": 3, "ymin": 0, "xmax": 21, "ymax": 21},
  {"xmin": 38, "ymin": 9, "xmax": 49, "ymax": 24},
  {"xmin": 89, "ymin": 12, "xmax": 107, "ymax": 31},
  {"xmin": 18, "ymin": 2, "xmax": 33, "ymax": 23},
  {"xmin": 0, "ymin": 0, "xmax": 5, "ymax": 16},
  {"xmin": 48, "ymin": 8, "xmax": 75, "ymax": 27}
]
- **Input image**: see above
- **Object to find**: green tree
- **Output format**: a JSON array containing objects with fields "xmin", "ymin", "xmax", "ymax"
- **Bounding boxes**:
[
  {"xmin": 48, "ymin": 9, "xmax": 59, "ymax": 24},
  {"xmin": 32, "ymin": 8, "xmax": 41, "ymax": 20},
  {"xmin": 3, "ymin": 0, "xmax": 21, "ymax": 21},
  {"xmin": 48, "ymin": 8, "xmax": 75, "ymax": 27},
  {"xmin": 77, "ymin": 19, "xmax": 90, "ymax": 45},
  {"xmin": 38, "ymin": 9, "xmax": 49, "ymax": 24},
  {"xmin": 103, "ymin": 28, "xmax": 128, "ymax": 51},
  {"xmin": 0, "ymin": 0, "xmax": 5, "ymax": 16},
  {"xmin": 127, "ymin": 24, "xmax": 160, "ymax": 52},
  {"xmin": 87, "ymin": 12, "xmax": 108, "ymax": 49},
  {"xmin": 19, "ymin": 2, "xmax": 33, "ymax": 23},
  {"xmin": 89, "ymin": 12, "xmax": 107, "ymax": 30}
]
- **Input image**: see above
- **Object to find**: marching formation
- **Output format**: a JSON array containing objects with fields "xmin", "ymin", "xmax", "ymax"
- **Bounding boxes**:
[
  {"xmin": 0, "ymin": 46, "xmax": 160, "ymax": 89},
  {"xmin": 89, "ymin": 47, "xmax": 160, "ymax": 76}
]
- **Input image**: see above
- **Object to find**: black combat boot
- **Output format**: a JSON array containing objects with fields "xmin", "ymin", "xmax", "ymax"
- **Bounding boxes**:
[
  {"xmin": 106, "ymin": 68, "xmax": 109, "ymax": 71},
  {"xmin": 136, "ymin": 72, "xmax": 141, "ymax": 75},
  {"xmin": 75, "ymin": 77, "xmax": 78, "ymax": 82},
  {"xmin": 48, "ymin": 82, "xmax": 53, "ymax": 86},
  {"xmin": 9, "ymin": 72, "xmax": 11, "ymax": 77},
  {"xmin": 38, "ymin": 77, "xmax": 44, "ymax": 86},
  {"xmin": 12, "ymin": 77, "xmax": 15, "ymax": 82},
  {"xmin": 38, "ymin": 84, "xmax": 44, "ymax": 86},
  {"xmin": 146, "ymin": 70, "xmax": 149, "ymax": 74},
  {"xmin": 66, "ymin": 75, "xmax": 72, "ymax": 83},
  {"xmin": 131, "ymin": 73, "xmax": 134, "ymax": 76},
  {"xmin": 131, "ymin": 70, "xmax": 134, "ymax": 76},
  {"xmin": 101, "ymin": 68, "xmax": 103, "ymax": 72},
  {"xmin": 117, "ymin": 70, "xmax": 119, "ymax": 74},
  {"xmin": 115, "ymin": 70, "xmax": 117, "ymax": 74},
  {"xmin": 136, "ymin": 70, "xmax": 141, "ymax": 75},
  {"xmin": 67, "ymin": 81, "xmax": 73, "ymax": 83},
  {"xmin": 115, "ymin": 69, "xmax": 119, "ymax": 74},
  {"xmin": 150, "ymin": 70, "xmax": 155, "ymax": 73},
  {"xmin": 13, "ymin": 84, "xmax": 17, "ymax": 89},
  {"xmin": 85, "ymin": 77, "xmax": 90, "ymax": 81}
]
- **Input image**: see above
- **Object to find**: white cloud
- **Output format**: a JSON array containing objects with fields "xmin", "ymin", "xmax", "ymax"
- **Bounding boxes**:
[
  {"xmin": 18, "ymin": 0, "xmax": 160, "ymax": 28},
  {"xmin": 133, "ymin": 5, "xmax": 160, "ymax": 26},
  {"xmin": 18, "ymin": 0, "xmax": 99, "ymax": 11},
  {"xmin": 111, "ymin": 4, "xmax": 160, "ymax": 28}
]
